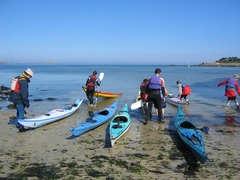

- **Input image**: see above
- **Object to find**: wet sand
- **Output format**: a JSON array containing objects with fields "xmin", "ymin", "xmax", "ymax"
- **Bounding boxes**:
[{"xmin": 1, "ymin": 102, "xmax": 240, "ymax": 179}]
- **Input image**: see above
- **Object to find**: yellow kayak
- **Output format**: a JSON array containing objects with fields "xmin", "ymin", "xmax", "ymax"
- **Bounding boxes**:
[{"xmin": 82, "ymin": 86, "xmax": 123, "ymax": 98}]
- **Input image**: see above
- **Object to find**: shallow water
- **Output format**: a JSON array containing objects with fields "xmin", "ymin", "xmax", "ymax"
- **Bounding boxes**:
[
  {"xmin": 1, "ymin": 64, "xmax": 240, "ymax": 179},
  {"xmin": 1, "ymin": 64, "xmax": 240, "ymax": 130}
]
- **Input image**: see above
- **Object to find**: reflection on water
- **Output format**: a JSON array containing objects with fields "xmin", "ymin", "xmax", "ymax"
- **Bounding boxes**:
[{"xmin": 224, "ymin": 115, "xmax": 240, "ymax": 127}]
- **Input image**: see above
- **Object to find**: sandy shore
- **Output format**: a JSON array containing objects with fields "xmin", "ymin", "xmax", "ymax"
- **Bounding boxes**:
[{"xmin": 1, "ymin": 102, "xmax": 240, "ymax": 179}]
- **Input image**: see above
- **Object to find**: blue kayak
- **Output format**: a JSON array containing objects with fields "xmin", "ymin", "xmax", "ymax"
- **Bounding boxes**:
[
  {"xmin": 70, "ymin": 99, "xmax": 118, "ymax": 136},
  {"xmin": 175, "ymin": 105, "xmax": 208, "ymax": 164},
  {"xmin": 109, "ymin": 103, "xmax": 130, "ymax": 146}
]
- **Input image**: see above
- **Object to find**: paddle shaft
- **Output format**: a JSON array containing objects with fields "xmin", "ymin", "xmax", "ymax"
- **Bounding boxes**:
[{"xmin": 95, "ymin": 72, "xmax": 104, "ymax": 107}]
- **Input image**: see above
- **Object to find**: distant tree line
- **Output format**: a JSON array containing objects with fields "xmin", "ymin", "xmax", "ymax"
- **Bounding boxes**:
[{"xmin": 216, "ymin": 57, "xmax": 240, "ymax": 63}]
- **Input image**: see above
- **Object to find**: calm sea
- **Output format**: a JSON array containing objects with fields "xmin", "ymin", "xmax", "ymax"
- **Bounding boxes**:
[{"xmin": 1, "ymin": 64, "xmax": 240, "ymax": 127}]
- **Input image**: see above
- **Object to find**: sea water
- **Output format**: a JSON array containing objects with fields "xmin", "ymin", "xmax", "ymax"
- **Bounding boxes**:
[{"xmin": 0, "ymin": 64, "xmax": 239, "ymax": 127}]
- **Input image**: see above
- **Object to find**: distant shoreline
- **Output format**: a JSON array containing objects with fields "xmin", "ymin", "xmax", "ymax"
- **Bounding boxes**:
[
  {"xmin": 196, "ymin": 63, "xmax": 240, "ymax": 67},
  {"xmin": 1, "ymin": 62, "xmax": 240, "ymax": 67}
]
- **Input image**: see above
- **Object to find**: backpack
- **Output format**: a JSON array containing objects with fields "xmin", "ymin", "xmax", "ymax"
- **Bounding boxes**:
[
  {"xmin": 10, "ymin": 76, "xmax": 26, "ymax": 92},
  {"xmin": 140, "ymin": 79, "xmax": 149, "ymax": 102},
  {"xmin": 10, "ymin": 77, "xmax": 19, "ymax": 91}
]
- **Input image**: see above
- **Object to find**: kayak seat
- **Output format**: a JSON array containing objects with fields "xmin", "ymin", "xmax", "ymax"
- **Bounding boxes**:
[
  {"xmin": 72, "ymin": 103, "xmax": 77, "ymax": 107},
  {"xmin": 112, "ymin": 124, "xmax": 122, "ymax": 129},
  {"xmin": 86, "ymin": 118, "xmax": 97, "ymax": 123},
  {"xmin": 86, "ymin": 117, "xmax": 97, "ymax": 123},
  {"xmin": 98, "ymin": 110, "xmax": 109, "ymax": 115},
  {"xmin": 113, "ymin": 117, "xmax": 128, "ymax": 123},
  {"xmin": 180, "ymin": 121, "xmax": 195, "ymax": 129},
  {"xmin": 61, "ymin": 105, "xmax": 72, "ymax": 110}
]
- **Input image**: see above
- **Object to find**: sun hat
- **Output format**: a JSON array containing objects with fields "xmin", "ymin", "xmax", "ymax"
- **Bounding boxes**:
[
  {"xmin": 24, "ymin": 68, "xmax": 34, "ymax": 77},
  {"xmin": 234, "ymin": 74, "xmax": 239, "ymax": 79}
]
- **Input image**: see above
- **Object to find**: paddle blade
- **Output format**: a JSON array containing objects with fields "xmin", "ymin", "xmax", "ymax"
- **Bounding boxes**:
[
  {"xmin": 88, "ymin": 111, "xmax": 94, "ymax": 117},
  {"xmin": 99, "ymin": 72, "xmax": 104, "ymax": 81},
  {"xmin": 131, "ymin": 101, "xmax": 142, "ymax": 110},
  {"xmin": 200, "ymin": 126, "xmax": 209, "ymax": 134}
]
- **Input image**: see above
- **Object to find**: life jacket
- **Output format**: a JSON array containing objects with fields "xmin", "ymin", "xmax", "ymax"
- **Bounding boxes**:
[
  {"xmin": 226, "ymin": 78, "xmax": 236, "ymax": 88},
  {"xmin": 87, "ymin": 75, "xmax": 97, "ymax": 87},
  {"xmin": 140, "ymin": 79, "xmax": 149, "ymax": 101},
  {"xmin": 181, "ymin": 82, "xmax": 191, "ymax": 95},
  {"xmin": 182, "ymin": 83, "xmax": 187, "ymax": 88},
  {"xmin": 10, "ymin": 76, "xmax": 26, "ymax": 92},
  {"xmin": 148, "ymin": 76, "xmax": 161, "ymax": 90}
]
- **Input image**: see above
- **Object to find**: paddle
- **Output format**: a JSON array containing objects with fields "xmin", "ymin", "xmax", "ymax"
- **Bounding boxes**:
[
  {"xmin": 130, "ymin": 101, "xmax": 142, "ymax": 110},
  {"xmin": 88, "ymin": 111, "xmax": 94, "ymax": 117},
  {"xmin": 95, "ymin": 72, "xmax": 104, "ymax": 108},
  {"xmin": 198, "ymin": 126, "xmax": 209, "ymax": 134}
]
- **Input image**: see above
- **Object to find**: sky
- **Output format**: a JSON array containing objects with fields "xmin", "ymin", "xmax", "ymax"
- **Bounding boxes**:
[{"xmin": 0, "ymin": 0, "xmax": 240, "ymax": 65}]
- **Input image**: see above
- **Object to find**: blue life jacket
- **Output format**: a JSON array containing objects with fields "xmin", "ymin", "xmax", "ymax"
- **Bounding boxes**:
[
  {"xmin": 148, "ymin": 76, "xmax": 161, "ymax": 90},
  {"xmin": 226, "ymin": 78, "xmax": 236, "ymax": 88},
  {"xmin": 182, "ymin": 83, "xmax": 187, "ymax": 89}
]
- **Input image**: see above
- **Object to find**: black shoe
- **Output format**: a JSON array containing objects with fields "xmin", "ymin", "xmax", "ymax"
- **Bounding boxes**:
[
  {"xmin": 158, "ymin": 120, "xmax": 165, "ymax": 124},
  {"xmin": 144, "ymin": 119, "xmax": 148, "ymax": 125},
  {"xmin": 149, "ymin": 113, "xmax": 152, "ymax": 120},
  {"xmin": 19, "ymin": 127, "xmax": 28, "ymax": 132},
  {"xmin": 144, "ymin": 113, "xmax": 149, "ymax": 124}
]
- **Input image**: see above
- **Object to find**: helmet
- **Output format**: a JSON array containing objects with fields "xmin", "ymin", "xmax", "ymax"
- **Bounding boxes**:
[
  {"xmin": 93, "ymin": 71, "xmax": 97, "ymax": 75},
  {"xmin": 24, "ymin": 68, "xmax": 34, "ymax": 77},
  {"xmin": 234, "ymin": 74, "xmax": 239, "ymax": 79}
]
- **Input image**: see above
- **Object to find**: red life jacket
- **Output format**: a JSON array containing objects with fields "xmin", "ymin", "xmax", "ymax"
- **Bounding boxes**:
[
  {"xmin": 182, "ymin": 85, "xmax": 191, "ymax": 95},
  {"xmin": 87, "ymin": 75, "xmax": 97, "ymax": 87},
  {"xmin": 140, "ymin": 79, "xmax": 149, "ymax": 101}
]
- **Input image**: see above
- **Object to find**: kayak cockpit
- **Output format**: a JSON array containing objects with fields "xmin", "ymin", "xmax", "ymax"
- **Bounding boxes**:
[
  {"xmin": 180, "ymin": 121, "xmax": 196, "ymax": 129},
  {"xmin": 98, "ymin": 110, "xmax": 109, "ymax": 115}
]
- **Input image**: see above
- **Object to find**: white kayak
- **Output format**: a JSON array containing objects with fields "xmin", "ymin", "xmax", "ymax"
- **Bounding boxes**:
[
  {"xmin": 18, "ymin": 98, "xmax": 83, "ymax": 128},
  {"xmin": 166, "ymin": 94, "xmax": 186, "ymax": 106}
]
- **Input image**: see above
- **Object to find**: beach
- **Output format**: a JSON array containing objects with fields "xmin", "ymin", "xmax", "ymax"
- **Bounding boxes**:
[
  {"xmin": 1, "ymin": 64, "xmax": 240, "ymax": 179},
  {"xmin": 1, "ymin": 100, "xmax": 240, "ymax": 179}
]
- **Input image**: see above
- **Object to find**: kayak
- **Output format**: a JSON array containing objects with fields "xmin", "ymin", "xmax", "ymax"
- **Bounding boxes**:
[
  {"xmin": 166, "ymin": 94, "xmax": 186, "ymax": 106},
  {"xmin": 82, "ymin": 86, "xmax": 123, "ymax": 98},
  {"xmin": 18, "ymin": 98, "xmax": 83, "ymax": 128},
  {"xmin": 175, "ymin": 105, "xmax": 208, "ymax": 164},
  {"xmin": 130, "ymin": 91, "xmax": 147, "ymax": 111},
  {"xmin": 70, "ymin": 99, "xmax": 118, "ymax": 136},
  {"xmin": 109, "ymin": 103, "xmax": 130, "ymax": 146},
  {"xmin": 131, "ymin": 91, "xmax": 167, "ymax": 111}
]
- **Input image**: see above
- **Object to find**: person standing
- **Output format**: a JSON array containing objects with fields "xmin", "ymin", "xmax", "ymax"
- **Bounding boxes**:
[
  {"xmin": 217, "ymin": 74, "xmax": 240, "ymax": 109},
  {"xmin": 85, "ymin": 71, "xmax": 100, "ymax": 107},
  {"xmin": 176, "ymin": 80, "xmax": 191, "ymax": 104},
  {"xmin": 145, "ymin": 68, "xmax": 166, "ymax": 124},
  {"xmin": 9, "ymin": 68, "xmax": 34, "ymax": 132}
]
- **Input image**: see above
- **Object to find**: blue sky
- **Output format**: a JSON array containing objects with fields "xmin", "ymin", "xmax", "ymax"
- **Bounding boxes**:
[{"xmin": 0, "ymin": 0, "xmax": 240, "ymax": 65}]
